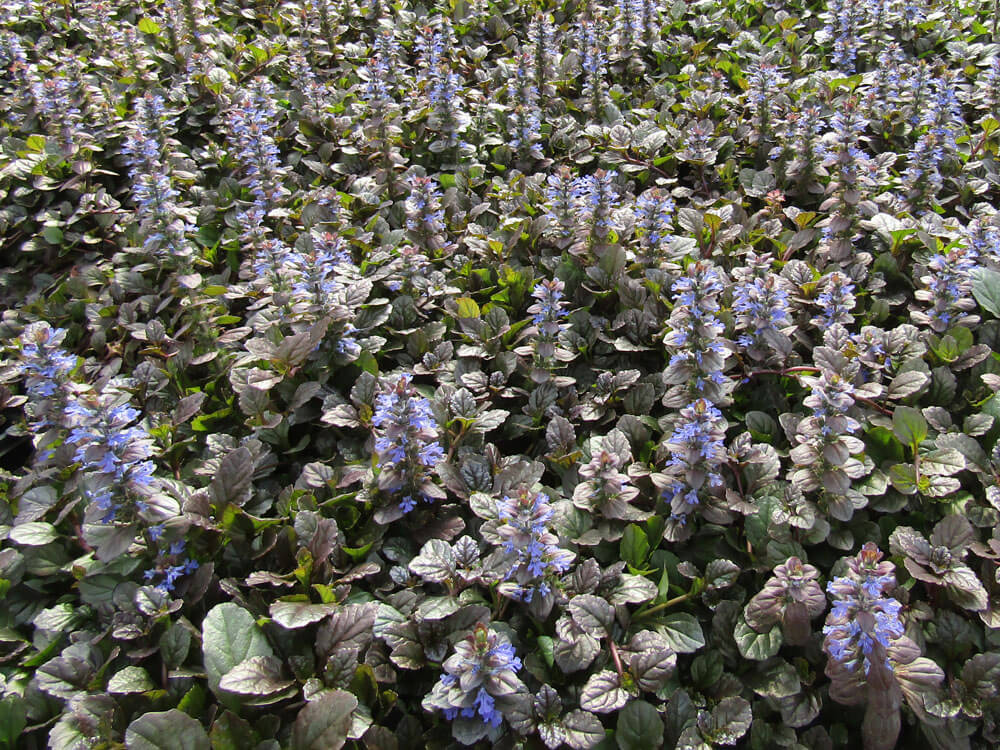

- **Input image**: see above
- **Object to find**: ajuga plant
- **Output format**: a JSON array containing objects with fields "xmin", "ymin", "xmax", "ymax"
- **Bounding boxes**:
[
  {"xmin": 574, "ymin": 169, "xmax": 620, "ymax": 251},
  {"xmin": 4, "ymin": 3, "xmax": 1000, "ymax": 750},
  {"xmin": 822, "ymin": 0, "xmax": 865, "ymax": 72},
  {"xmin": 526, "ymin": 12, "xmax": 556, "ymax": 104},
  {"xmin": 823, "ymin": 544, "xmax": 944, "ymax": 750},
  {"xmin": 745, "ymin": 556, "xmax": 826, "ymax": 645},
  {"xmin": 423, "ymin": 623, "xmax": 527, "ymax": 744},
  {"xmin": 788, "ymin": 334, "xmax": 877, "ymax": 522},
  {"xmin": 506, "ymin": 52, "xmax": 544, "ymax": 161},
  {"xmin": 287, "ymin": 49, "xmax": 329, "ymax": 122},
  {"xmin": 121, "ymin": 93, "xmax": 195, "ymax": 268},
  {"xmin": 28, "ymin": 74, "xmax": 83, "ymax": 152},
  {"xmin": 572, "ymin": 428, "xmax": 650, "ymax": 540},
  {"xmin": 488, "ymin": 487, "xmax": 575, "ymax": 618},
  {"xmin": 15, "ymin": 322, "xmax": 77, "ymax": 462},
  {"xmin": 543, "ymin": 166, "xmax": 580, "ymax": 246},
  {"xmin": 631, "ymin": 187, "xmax": 674, "ymax": 262},
  {"xmin": 818, "ymin": 97, "xmax": 875, "ymax": 263},
  {"xmin": 653, "ymin": 397, "xmax": 730, "ymax": 541},
  {"xmin": 405, "ymin": 173, "xmax": 452, "ymax": 254},
  {"xmin": 771, "ymin": 100, "xmax": 826, "ymax": 194},
  {"xmin": 912, "ymin": 242, "xmax": 979, "ymax": 332},
  {"xmin": 661, "ymin": 260, "xmax": 732, "ymax": 406},
  {"xmin": 612, "ymin": 0, "xmax": 640, "ymax": 59},
  {"xmin": 731, "ymin": 250, "xmax": 794, "ymax": 362},
  {"xmin": 426, "ymin": 62, "xmax": 469, "ymax": 153},
  {"xmin": 359, "ymin": 27, "xmax": 405, "ymax": 197},
  {"xmin": 227, "ymin": 77, "xmax": 288, "ymax": 207},
  {"xmin": 578, "ymin": 19, "xmax": 608, "ymax": 121},
  {"xmin": 518, "ymin": 277, "xmax": 571, "ymax": 383},
  {"xmin": 370, "ymin": 372, "xmax": 446, "ymax": 520},
  {"xmin": 744, "ymin": 59, "xmax": 787, "ymax": 156}
]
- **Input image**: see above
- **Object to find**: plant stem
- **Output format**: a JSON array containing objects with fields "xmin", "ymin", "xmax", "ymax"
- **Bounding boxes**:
[
  {"xmin": 608, "ymin": 638, "xmax": 624, "ymax": 679},
  {"xmin": 635, "ymin": 591, "xmax": 693, "ymax": 620}
]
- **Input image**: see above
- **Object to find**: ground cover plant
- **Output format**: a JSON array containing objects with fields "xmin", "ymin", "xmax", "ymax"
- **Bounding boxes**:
[{"xmin": 1, "ymin": 0, "xmax": 1000, "ymax": 747}]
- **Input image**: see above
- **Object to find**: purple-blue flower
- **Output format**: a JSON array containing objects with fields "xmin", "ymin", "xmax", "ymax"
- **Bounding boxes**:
[{"xmin": 372, "ymin": 373, "xmax": 444, "ymax": 514}]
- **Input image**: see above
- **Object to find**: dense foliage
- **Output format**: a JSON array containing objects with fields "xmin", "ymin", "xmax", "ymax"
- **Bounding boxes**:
[{"xmin": 2, "ymin": 0, "xmax": 1000, "ymax": 748}]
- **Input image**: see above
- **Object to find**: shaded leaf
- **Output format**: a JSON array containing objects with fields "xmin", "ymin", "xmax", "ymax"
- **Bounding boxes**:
[
  {"xmin": 218, "ymin": 655, "xmax": 294, "ymax": 695},
  {"xmin": 408, "ymin": 539, "xmax": 456, "ymax": 583},
  {"xmin": 654, "ymin": 613, "xmax": 705, "ymax": 653},
  {"xmin": 610, "ymin": 575, "xmax": 658, "ymax": 605},
  {"xmin": 734, "ymin": 618, "xmax": 783, "ymax": 661},
  {"xmin": 210, "ymin": 447, "xmax": 254, "ymax": 506},
  {"xmin": 563, "ymin": 710, "xmax": 605, "ymax": 750},
  {"xmin": 630, "ymin": 647, "xmax": 676, "ymax": 692},
  {"xmin": 125, "ymin": 709, "xmax": 209, "ymax": 750},
  {"xmin": 202, "ymin": 603, "xmax": 274, "ymax": 701},
  {"xmin": 699, "ymin": 697, "xmax": 752, "ymax": 745},
  {"xmin": 270, "ymin": 601, "xmax": 340, "ymax": 629},
  {"xmin": 290, "ymin": 690, "xmax": 357, "ymax": 750},
  {"xmin": 108, "ymin": 666, "xmax": 154, "ymax": 694},
  {"xmin": 568, "ymin": 594, "xmax": 614, "ymax": 636},
  {"xmin": 9, "ymin": 522, "xmax": 58, "ymax": 546},
  {"xmin": 972, "ymin": 267, "xmax": 1000, "ymax": 317},
  {"xmin": 892, "ymin": 407, "xmax": 927, "ymax": 448},
  {"xmin": 616, "ymin": 700, "xmax": 663, "ymax": 750}
]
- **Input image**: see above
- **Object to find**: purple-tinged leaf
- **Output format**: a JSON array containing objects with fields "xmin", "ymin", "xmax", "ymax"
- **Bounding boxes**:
[{"xmin": 579, "ymin": 670, "xmax": 629, "ymax": 714}]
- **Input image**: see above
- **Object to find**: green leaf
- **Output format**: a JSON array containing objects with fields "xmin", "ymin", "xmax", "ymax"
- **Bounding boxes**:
[
  {"xmin": 745, "ymin": 410, "xmax": 777, "ymax": 440},
  {"xmin": 887, "ymin": 370, "xmax": 928, "ymax": 399},
  {"xmin": 611, "ymin": 574, "xmax": 657, "ymax": 606},
  {"xmin": 616, "ymin": 700, "xmax": 664, "ymax": 750},
  {"xmin": 178, "ymin": 684, "xmax": 207, "ymax": 716},
  {"xmin": 137, "ymin": 17, "xmax": 161, "ymax": 34},
  {"xmin": 290, "ymin": 690, "xmax": 357, "ymax": 750},
  {"xmin": 41, "ymin": 226, "xmax": 63, "ymax": 245},
  {"xmin": 14, "ymin": 485, "xmax": 58, "ymax": 524},
  {"xmin": 0, "ymin": 696, "xmax": 26, "ymax": 750},
  {"xmin": 202, "ymin": 603, "xmax": 274, "ymax": 705},
  {"xmin": 9, "ymin": 521, "xmax": 58, "ymax": 546},
  {"xmin": 454, "ymin": 296, "xmax": 480, "ymax": 318},
  {"xmin": 159, "ymin": 623, "xmax": 191, "ymax": 669},
  {"xmin": 621, "ymin": 525, "xmax": 649, "ymax": 569},
  {"xmin": 972, "ymin": 268, "xmax": 1000, "ymax": 317},
  {"xmin": 654, "ymin": 612, "xmax": 705, "ymax": 653},
  {"xmin": 208, "ymin": 712, "xmax": 255, "ymax": 750},
  {"xmin": 734, "ymin": 618, "xmax": 783, "ymax": 660},
  {"xmin": 205, "ymin": 67, "xmax": 230, "ymax": 94},
  {"xmin": 536, "ymin": 635, "xmax": 555, "ymax": 668},
  {"xmin": 34, "ymin": 604, "xmax": 78, "ymax": 632},
  {"xmin": 563, "ymin": 710, "xmax": 606, "ymax": 749},
  {"xmin": 109, "ymin": 666, "xmax": 155, "ymax": 694},
  {"xmin": 413, "ymin": 596, "xmax": 460, "ymax": 621},
  {"xmin": 920, "ymin": 448, "xmax": 965, "ymax": 476},
  {"xmin": 892, "ymin": 406, "xmax": 927, "ymax": 449},
  {"xmin": 889, "ymin": 463, "xmax": 918, "ymax": 495},
  {"xmin": 209, "ymin": 447, "xmax": 254, "ymax": 505},
  {"xmin": 125, "ymin": 709, "xmax": 209, "ymax": 750},
  {"xmin": 745, "ymin": 660, "xmax": 801, "ymax": 699},
  {"xmin": 704, "ymin": 559, "xmax": 740, "ymax": 590}
]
